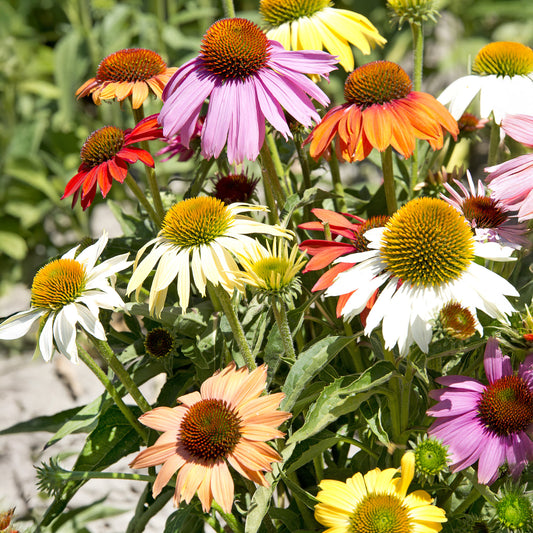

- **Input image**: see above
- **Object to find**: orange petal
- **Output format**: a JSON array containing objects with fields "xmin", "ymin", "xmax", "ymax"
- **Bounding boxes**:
[
  {"xmin": 362, "ymin": 105, "xmax": 392, "ymax": 152},
  {"xmin": 152, "ymin": 453, "xmax": 186, "ymax": 497},
  {"xmin": 129, "ymin": 443, "xmax": 176, "ymax": 469},
  {"xmin": 138, "ymin": 406, "xmax": 186, "ymax": 432},
  {"xmin": 211, "ymin": 460, "xmax": 234, "ymax": 513},
  {"xmin": 132, "ymin": 82, "xmax": 150, "ymax": 109}
]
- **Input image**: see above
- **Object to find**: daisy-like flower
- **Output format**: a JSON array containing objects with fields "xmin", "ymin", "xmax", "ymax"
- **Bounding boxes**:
[
  {"xmin": 157, "ymin": 118, "xmax": 204, "ymax": 163},
  {"xmin": 438, "ymin": 41, "xmax": 533, "ymax": 123},
  {"xmin": 236, "ymin": 238, "xmax": 307, "ymax": 302},
  {"xmin": 314, "ymin": 451, "xmax": 447, "ymax": 533},
  {"xmin": 442, "ymin": 170, "xmax": 529, "ymax": 254},
  {"xmin": 325, "ymin": 197, "xmax": 519, "ymax": 354},
  {"xmin": 212, "ymin": 173, "xmax": 260, "ymax": 205},
  {"xmin": 76, "ymin": 48, "xmax": 178, "ymax": 109},
  {"xmin": 159, "ymin": 18, "xmax": 338, "ymax": 165},
  {"xmin": 0, "ymin": 233, "xmax": 130, "ymax": 363},
  {"xmin": 129, "ymin": 363, "xmax": 291, "ymax": 513},
  {"xmin": 259, "ymin": 0, "xmax": 386, "ymax": 73},
  {"xmin": 62, "ymin": 115, "xmax": 163, "ymax": 210},
  {"xmin": 427, "ymin": 337, "xmax": 533, "ymax": 484},
  {"xmin": 486, "ymin": 113, "xmax": 533, "ymax": 221},
  {"xmin": 126, "ymin": 197, "xmax": 291, "ymax": 317},
  {"xmin": 299, "ymin": 209, "xmax": 387, "ymax": 319},
  {"xmin": 305, "ymin": 60, "xmax": 458, "ymax": 162}
]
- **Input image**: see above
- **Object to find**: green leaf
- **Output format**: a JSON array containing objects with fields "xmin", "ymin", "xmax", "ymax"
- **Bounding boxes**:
[
  {"xmin": 0, "ymin": 230, "xmax": 28, "ymax": 259},
  {"xmin": 164, "ymin": 503, "xmax": 205, "ymax": 533},
  {"xmin": 280, "ymin": 188, "xmax": 335, "ymax": 228},
  {"xmin": 287, "ymin": 361, "xmax": 396, "ymax": 444},
  {"xmin": 281, "ymin": 336, "xmax": 354, "ymax": 412},
  {"xmin": 0, "ymin": 407, "xmax": 81, "ymax": 435},
  {"xmin": 284, "ymin": 430, "xmax": 342, "ymax": 475}
]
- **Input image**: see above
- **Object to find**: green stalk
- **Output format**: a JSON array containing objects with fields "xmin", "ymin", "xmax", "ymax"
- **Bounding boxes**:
[
  {"xmin": 77, "ymin": 344, "xmax": 149, "ymax": 441},
  {"xmin": 124, "ymin": 175, "xmax": 161, "ymax": 227},
  {"xmin": 271, "ymin": 296, "xmax": 296, "ymax": 363},
  {"xmin": 221, "ymin": 0, "xmax": 236, "ymax": 17},
  {"xmin": 131, "ymin": 104, "xmax": 165, "ymax": 224},
  {"xmin": 409, "ymin": 21, "xmax": 424, "ymax": 192},
  {"xmin": 89, "ymin": 335, "xmax": 152, "ymax": 413},
  {"xmin": 260, "ymin": 139, "xmax": 286, "ymax": 208},
  {"xmin": 383, "ymin": 348, "xmax": 402, "ymax": 447},
  {"xmin": 328, "ymin": 151, "xmax": 348, "ymax": 213},
  {"xmin": 343, "ymin": 322, "xmax": 365, "ymax": 373},
  {"xmin": 211, "ymin": 504, "xmax": 244, "ymax": 533},
  {"xmin": 488, "ymin": 120, "xmax": 501, "ymax": 166},
  {"xmin": 48, "ymin": 468, "xmax": 154, "ymax": 484},
  {"xmin": 294, "ymin": 131, "xmax": 312, "ymax": 192},
  {"xmin": 210, "ymin": 283, "xmax": 256, "ymax": 370},
  {"xmin": 266, "ymin": 131, "xmax": 292, "ymax": 196},
  {"xmin": 126, "ymin": 487, "xmax": 173, "ymax": 533},
  {"xmin": 381, "ymin": 147, "xmax": 398, "ymax": 215}
]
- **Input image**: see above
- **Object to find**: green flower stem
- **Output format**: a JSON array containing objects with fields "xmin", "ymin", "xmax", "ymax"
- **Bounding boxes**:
[
  {"xmin": 131, "ymin": 104, "xmax": 165, "ymax": 225},
  {"xmin": 210, "ymin": 282, "xmax": 256, "ymax": 370},
  {"xmin": 440, "ymin": 471, "xmax": 465, "ymax": 510},
  {"xmin": 260, "ymin": 138, "xmax": 286, "ymax": 209},
  {"xmin": 336, "ymin": 434, "xmax": 380, "ymax": 459},
  {"xmin": 410, "ymin": 21, "xmax": 424, "ymax": 192},
  {"xmin": 294, "ymin": 131, "xmax": 312, "ymax": 192},
  {"xmin": 221, "ymin": 0, "xmax": 236, "ymax": 17},
  {"xmin": 271, "ymin": 296, "xmax": 296, "ymax": 363},
  {"xmin": 211, "ymin": 503, "xmax": 244, "ymax": 533},
  {"xmin": 267, "ymin": 131, "xmax": 292, "ymax": 196},
  {"xmin": 89, "ymin": 335, "xmax": 152, "ymax": 413},
  {"xmin": 343, "ymin": 322, "xmax": 365, "ymax": 374},
  {"xmin": 77, "ymin": 344, "xmax": 149, "ymax": 441},
  {"xmin": 126, "ymin": 486, "xmax": 173, "ymax": 533},
  {"xmin": 50, "ymin": 468, "xmax": 154, "ymax": 484},
  {"xmin": 381, "ymin": 147, "xmax": 398, "ymax": 215},
  {"xmin": 328, "ymin": 151, "xmax": 348, "ymax": 213},
  {"xmin": 400, "ymin": 355, "xmax": 415, "ymax": 435},
  {"xmin": 383, "ymin": 348, "xmax": 402, "ymax": 445},
  {"xmin": 124, "ymin": 175, "xmax": 161, "ymax": 227},
  {"xmin": 488, "ymin": 120, "xmax": 501, "ymax": 166}
]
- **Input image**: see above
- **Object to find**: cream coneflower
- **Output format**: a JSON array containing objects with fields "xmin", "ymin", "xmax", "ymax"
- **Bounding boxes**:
[
  {"xmin": 325, "ymin": 198, "xmax": 519, "ymax": 354},
  {"xmin": 129, "ymin": 363, "xmax": 291, "ymax": 513},
  {"xmin": 260, "ymin": 0, "xmax": 386, "ymax": 73},
  {"xmin": 438, "ymin": 41, "xmax": 533, "ymax": 123},
  {"xmin": 76, "ymin": 48, "xmax": 178, "ymax": 109},
  {"xmin": 126, "ymin": 197, "xmax": 291, "ymax": 317},
  {"xmin": 0, "ymin": 233, "xmax": 130, "ymax": 363},
  {"xmin": 314, "ymin": 451, "xmax": 447, "ymax": 533},
  {"xmin": 236, "ymin": 239, "xmax": 307, "ymax": 301}
]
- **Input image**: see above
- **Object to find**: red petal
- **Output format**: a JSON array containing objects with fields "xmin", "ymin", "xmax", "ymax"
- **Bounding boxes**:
[
  {"xmin": 62, "ymin": 167, "xmax": 89, "ymax": 199},
  {"xmin": 313, "ymin": 262, "xmax": 354, "ymax": 291}
]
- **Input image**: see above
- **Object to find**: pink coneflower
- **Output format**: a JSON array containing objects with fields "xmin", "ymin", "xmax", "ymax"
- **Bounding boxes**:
[
  {"xmin": 157, "ymin": 118, "xmax": 204, "ymax": 162},
  {"xmin": 427, "ymin": 338, "xmax": 533, "ymax": 484},
  {"xmin": 442, "ymin": 170, "xmax": 529, "ymax": 253},
  {"xmin": 158, "ymin": 18, "xmax": 338, "ymax": 165},
  {"xmin": 130, "ymin": 363, "xmax": 291, "ymax": 513},
  {"xmin": 486, "ymin": 114, "xmax": 533, "ymax": 221}
]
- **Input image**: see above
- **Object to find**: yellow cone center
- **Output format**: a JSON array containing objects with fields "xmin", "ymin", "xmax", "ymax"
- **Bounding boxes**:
[
  {"xmin": 201, "ymin": 18, "xmax": 270, "ymax": 81},
  {"xmin": 381, "ymin": 198, "xmax": 475, "ymax": 287},
  {"xmin": 260, "ymin": 0, "xmax": 330, "ymax": 26},
  {"xmin": 344, "ymin": 61, "xmax": 412, "ymax": 108},
  {"xmin": 80, "ymin": 126, "xmax": 125, "ymax": 167},
  {"xmin": 478, "ymin": 375, "xmax": 533, "ymax": 436},
  {"xmin": 180, "ymin": 399, "xmax": 242, "ymax": 461},
  {"xmin": 31, "ymin": 259, "xmax": 86, "ymax": 310},
  {"xmin": 472, "ymin": 42, "xmax": 533, "ymax": 77},
  {"xmin": 350, "ymin": 493, "xmax": 410, "ymax": 533},
  {"xmin": 96, "ymin": 48, "xmax": 167, "ymax": 82},
  {"xmin": 161, "ymin": 197, "xmax": 232, "ymax": 248}
]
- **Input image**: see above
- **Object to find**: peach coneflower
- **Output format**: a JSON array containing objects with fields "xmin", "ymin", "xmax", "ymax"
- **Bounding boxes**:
[
  {"xmin": 129, "ymin": 363, "xmax": 291, "ymax": 513},
  {"xmin": 76, "ymin": 48, "xmax": 178, "ymax": 109},
  {"xmin": 305, "ymin": 60, "xmax": 458, "ymax": 162}
]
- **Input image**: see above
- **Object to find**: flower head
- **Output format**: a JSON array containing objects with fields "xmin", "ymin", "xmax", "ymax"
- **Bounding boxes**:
[
  {"xmin": 144, "ymin": 327, "xmax": 176, "ymax": 359},
  {"xmin": 157, "ymin": 118, "xmax": 204, "ymax": 162},
  {"xmin": 126, "ymin": 197, "xmax": 291, "ymax": 317},
  {"xmin": 438, "ymin": 41, "xmax": 533, "ymax": 123},
  {"xmin": 486, "ymin": 114, "xmax": 533, "ymax": 221},
  {"xmin": 212, "ymin": 173, "xmax": 260, "ymax": 205},
  {"xmin": 442, "ymin": 170, "xmax": 529, "ymax": 254},
  {"xmin": 62, "ymin": 115, "xmax": 163, "ymax": 210},
  {"xmin": 0, "ymin": 233, "xmax": 130, "ymax": 363},
  {"xmin": 325, "ymin": 198, "xmax": 518, "ymax": 354},
  {"xmin": 159, "ymin": 17, "xmax": 338, "ymax": 165},
  {"xmin": 76, "ymin": 48, "xmax": 178, "ymax": 109},
  {"xmin": 236, "ymin": 238, "xmax": 307, "ymax": 302},
  {"xmin": 387, "ymin": 0, "xmax": 440, "ymax": 26},
  {"xmin": 494, "ymin": 485, "xmax": 533, "ymax": 532},
  {"xmin": 412, "ymin": 436, "xmax": 449, "ymax": 480},
  {"xmin": 260, "ymin": 0, "xmax": 386, "ymax": 73},
  {"xmin": 130, "ymin": 363, "xmax": 290, "ymax": 513},
  {"xmin": 314, "ymin": 451, "xmax": 447, "ymax": 533},
  {"xmin": 306, "ymin": 60, "xmax": 458, "ymax": 162},
  {"xmin": 435, "ymin": 301, "xmax": 478, "ymax": 342},
  {"xmin": 428, "ymin": 338, "xmax": 533, "ymax": 484}
]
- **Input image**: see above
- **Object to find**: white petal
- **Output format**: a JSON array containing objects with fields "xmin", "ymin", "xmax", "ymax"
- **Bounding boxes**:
[
  {"xmin": 0, "ymin": 308, "xmax": 43, "ymax": 339},
  {"xmin": 39, "ymin": 314, "xmax": 56, "ymax": 362},
  {"xmin": 54, "ymin": 306, "xmax": 79, "ymax": 362},
  {"xmin": 75, "ymin": 303, "xmax": 106, "ymax": 340}
]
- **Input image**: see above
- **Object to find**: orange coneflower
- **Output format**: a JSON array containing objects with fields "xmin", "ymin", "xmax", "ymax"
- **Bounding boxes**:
[
  {"xmin": 76, "ymin": 48, "xmax": 178, "ymax": 109},
  {"xmin": 306, "ymin": 60, "xmax": 458, "ymax": 162},
  {"xmin": 130, "ymin": 363, "xmax": 291, "ymax": 513}
]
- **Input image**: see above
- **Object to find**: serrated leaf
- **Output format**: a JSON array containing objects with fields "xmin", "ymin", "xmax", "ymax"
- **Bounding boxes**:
[
  {"xmin": 281, "ymin": 336, "xmax": 353, "ymax": 412},
  {"xmin": 280, "ymin": 188, "xmax": 335, "ymax": 228},
  {"xmin": 287, "ymin": 361, "xmax": 396, "ymax": 444},
  {"xmin": 164, "ymin": 503, "xmax": 204, "ymax": 533},
  {"xmin": 284, "ymin": 430, "xmax": 342, "ymax": 475}
]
